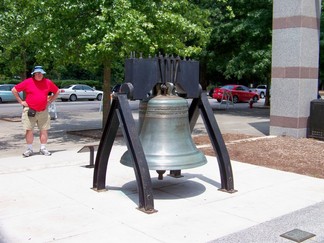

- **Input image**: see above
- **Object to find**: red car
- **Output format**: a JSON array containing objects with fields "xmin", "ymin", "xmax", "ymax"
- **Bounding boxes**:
[{"xmin": 212, "ymin": 84, "xmax": 259, "ymax": 103}]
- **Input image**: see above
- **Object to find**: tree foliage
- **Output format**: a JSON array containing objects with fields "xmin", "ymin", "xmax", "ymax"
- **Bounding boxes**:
[
  {"xmin": 1, "ymin": 0, "xmax": 322, "ymax": 92},
  {"xmin": 199, "ymin": 0, "xmax": 273, "ymax": 86},
  {"xmin": 36, "ymin": 0, "xmax": 210, "ymax": 123},
  {"xmin": 0, "ymin": 0, "xmax": 45, "ymax": 78}
]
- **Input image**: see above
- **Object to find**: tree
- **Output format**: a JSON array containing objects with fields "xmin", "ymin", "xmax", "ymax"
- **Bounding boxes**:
[
  {"xmin": 196, "ymin": 0, "xmax": 273, "ymax": 105},
  {"xmin": 39, "ymin": 0, "xmax": 211, "ymax": 126},
  {"xmin": 0, "ymin": 0, "xmax": 46, "ymax": 79}
]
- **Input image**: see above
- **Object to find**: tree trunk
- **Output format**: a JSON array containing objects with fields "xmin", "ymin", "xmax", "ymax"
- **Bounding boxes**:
[
  {"xmin": 21, "ymin": 50, "xmax": 27, "ymax": 80},
  {"xmin": 102, "ymin": 59, "xmax": 111, "ymax": 129},
  {"xmin": 21, "ymin": 50, "xmax": 27, "ymax": 100}
]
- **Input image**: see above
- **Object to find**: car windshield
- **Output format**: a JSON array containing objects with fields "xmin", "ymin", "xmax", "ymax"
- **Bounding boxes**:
[
  {"xmin": 257, "ymin": 85, "xmax": 266, "ymax": 89},
  {"xmin": 237, "ymin": 86, "xmax": 249, "ymax": 91},
  {"xmin": 222, "ymin": 85, "xmax": 234, "ymax": 90},
  {"xmin": 62, "ymin": 85, "xmax": 74, "ymax": 89},
  {"xmin": 0, "ymin": 85, "xmax": 14, "ymax": 91}
]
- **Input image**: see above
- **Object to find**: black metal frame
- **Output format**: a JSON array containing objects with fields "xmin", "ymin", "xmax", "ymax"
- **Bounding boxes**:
[
  {"xmin": 189, "ymin": 93, "xmax": 235, "ymax": 191},
  {"xmin": 92, "ymin": 94, "xmax": 156, "ymax": 213},
  {"xmin": 92, "ymin": 91, "xmax": 235, "ymax": 213}
]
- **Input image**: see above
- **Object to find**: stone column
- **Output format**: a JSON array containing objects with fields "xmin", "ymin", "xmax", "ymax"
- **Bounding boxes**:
[{"xmin": 270, "ymin": 0, "xmax": 322, "ymax": 137}]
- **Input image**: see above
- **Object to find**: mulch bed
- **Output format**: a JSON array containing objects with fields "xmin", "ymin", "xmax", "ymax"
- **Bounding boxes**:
[{"xmin": 67, "ymin": 129, "xmax": 324, "ymax": 179}]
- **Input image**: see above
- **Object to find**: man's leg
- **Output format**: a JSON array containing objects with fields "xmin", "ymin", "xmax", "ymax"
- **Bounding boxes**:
[
  {"xmin": 40, "ymin": 129, "xmax": 48, "ymax": 144},
  {"xmin": 26, "ymin": 130, "xmax": 34, "ymax": 144},
  {"xmin": 37, "ymin": 109, "xmax": 52, "ymax": 156},
  {"xmin": 23, "ymin": 130, "xmax": 34, "ymax": 157},
  {"xmin": 39, "ymin": 129, "xmax": 51, "ymax": 156},
  {"xmin": 22, "ymin": 107, "xmax": 36, "ymax": 157}
]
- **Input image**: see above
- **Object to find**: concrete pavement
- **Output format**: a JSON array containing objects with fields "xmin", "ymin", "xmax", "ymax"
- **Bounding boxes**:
[{"xmin": 1, "ymin": 99, "xmax": 324, "ymax": 242}]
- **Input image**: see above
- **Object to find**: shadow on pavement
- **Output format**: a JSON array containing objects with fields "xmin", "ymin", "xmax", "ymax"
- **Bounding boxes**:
[{"xmin": 248, "ymin": 121, "xmax": 270, "ymax": 135}]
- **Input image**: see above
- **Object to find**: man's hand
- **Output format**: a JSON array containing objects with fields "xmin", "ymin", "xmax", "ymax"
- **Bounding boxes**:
[
  {"xmin": 48, "ymin": 89, "xmax": 60, "ymax": 104},
  {"xmin": 21, "ymin": 101, "xmax": 28, "ymax": 107},
  {"xmin": 11, "ymin": 87, "xmax": 26, "ymax": 106}
]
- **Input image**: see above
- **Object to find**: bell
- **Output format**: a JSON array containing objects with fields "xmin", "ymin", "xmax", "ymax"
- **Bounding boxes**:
[{"xmin": 120, "ymin": 93, "xmax": 207, "ymax": 172}]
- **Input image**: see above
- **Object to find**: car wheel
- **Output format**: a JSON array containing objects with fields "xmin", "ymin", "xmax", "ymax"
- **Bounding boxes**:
[
  {"xmin": 0, "ymin": 97, "xmax": 2, "ymax": 103},
  {"xmin": 97, "ymin": 94, "xmax": 103, "ymax": 101},
  {"xmin": 253, "ymin": 96, "xmax": 258, "ymax": 102},
  {"xmin": 233, "ymin": 95, "xmax": 239, "ymax": 103},
  {"xmin": 69, "ymin": 94, "xmax": 77, "ymax": 101},
  {"xmin": 260, "ymin": 92, "xmax": 265, "ymax": 99}
]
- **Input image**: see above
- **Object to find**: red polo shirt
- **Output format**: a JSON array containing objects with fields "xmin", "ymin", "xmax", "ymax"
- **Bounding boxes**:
[{"xmin": 15, "ymin": 77, "xmax": 59, "ymax": 111}]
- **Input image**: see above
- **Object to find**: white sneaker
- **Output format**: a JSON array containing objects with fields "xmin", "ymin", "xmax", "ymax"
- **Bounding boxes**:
[
  {"xmin": 39, "ymin": 148, "xmax": 51, "ymax": 156},
  {"xmin": 23, "ymin": 149, "xmax": 33, "ymax": 157}
]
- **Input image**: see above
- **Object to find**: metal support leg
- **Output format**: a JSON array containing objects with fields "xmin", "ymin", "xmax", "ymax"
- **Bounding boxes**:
[
  {"xmin": 189, "ymin": 93, "xmax": 236, "ymax": 192},
  {"xmin": 93, "ymin": 98, "xmax": 119, "ymax": 191},
  {"xmin": 93, "ymin": 94, "xmax": 156, "ymax": 213}
]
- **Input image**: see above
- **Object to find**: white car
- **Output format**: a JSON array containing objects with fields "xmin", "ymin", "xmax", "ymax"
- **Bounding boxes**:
[
  {"xmin": 253, "ymin": 85, "xmax": 267, "ymax": 99},
  {"xmin": 58, "ymin": 84, "xmax": 103, "ymax": 102}
]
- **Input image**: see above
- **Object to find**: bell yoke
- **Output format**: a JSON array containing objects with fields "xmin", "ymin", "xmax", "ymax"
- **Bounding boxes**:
[{"xmin": 92, "ymin": 54, "xmax": 236, "ymax": 213}]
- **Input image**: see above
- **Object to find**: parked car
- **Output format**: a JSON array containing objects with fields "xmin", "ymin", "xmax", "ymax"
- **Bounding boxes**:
[
  {"xmin": 208, "ymin": 87, "xmax": 214, "ymax": 97},
  {"xmin": 58, "ymin": 84, "xmax": 103, "ymax": 102},
  {"xmin": 253, "ymin": 84, "xmax": 267, "ymax": 99},
  {"xmin": 111, "ymin": 84, "xmax": 121, "ymax": 93},
  {"xmin": 0, "ymin": 84, "xmax": 22, "ymax": 103},
  {"xmin": 212, "ymin": 84, "xmax": 259, "ymax": 103}
]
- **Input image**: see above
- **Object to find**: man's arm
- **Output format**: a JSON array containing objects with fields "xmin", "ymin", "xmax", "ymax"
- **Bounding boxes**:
[
  {"xmin": 48, "ymin": 89, "xmax": 60, "ymax": 104},
  {"xmin": 11, "ymin": 87, "xmax": 27, "ymax": 107}
]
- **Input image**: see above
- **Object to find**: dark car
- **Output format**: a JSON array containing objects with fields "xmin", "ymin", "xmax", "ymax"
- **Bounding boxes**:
[
  {"xmin": 208, "ymin": 87, "xmax": 214, "ymax": 97},
  {"xmin": 212, "ymin": 84, "xmax": 259, "ymax": 103},
  {"xmin": 111, "ymin": 84, "xmax": 121, "ymax": 93}
]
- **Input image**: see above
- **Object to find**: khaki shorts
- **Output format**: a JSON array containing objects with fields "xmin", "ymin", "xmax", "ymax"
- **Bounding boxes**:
[{"xmin": 22, "ymin": 107, "xmax": 51, "ymax": 131}]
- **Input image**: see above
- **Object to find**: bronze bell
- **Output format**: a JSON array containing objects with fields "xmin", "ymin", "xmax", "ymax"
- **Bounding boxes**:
[{"xmin": 120, "ymin": 90, "xmax": 207, "ymax": 173}]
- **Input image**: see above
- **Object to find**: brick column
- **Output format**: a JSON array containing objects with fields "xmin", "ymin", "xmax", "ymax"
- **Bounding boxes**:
[{"xmin": 270, "ymin": 0, "xmax": 322, "ymax": 137}]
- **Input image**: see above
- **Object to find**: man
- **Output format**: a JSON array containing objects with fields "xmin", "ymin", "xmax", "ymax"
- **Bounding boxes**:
[{"xmin": 12, "ymin": 66, "xmax": 60, "ymax": 157}]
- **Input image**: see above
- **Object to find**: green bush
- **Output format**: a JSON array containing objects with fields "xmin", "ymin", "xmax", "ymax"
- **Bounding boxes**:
[{"xmin": 0, "ymin": 79, "xmax": 21, "ymax": 85}]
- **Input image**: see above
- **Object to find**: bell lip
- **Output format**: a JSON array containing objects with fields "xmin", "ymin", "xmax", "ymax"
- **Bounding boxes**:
[{"xmin": 120, "ymin": 151, "xmax": 208, "ymax": 170}]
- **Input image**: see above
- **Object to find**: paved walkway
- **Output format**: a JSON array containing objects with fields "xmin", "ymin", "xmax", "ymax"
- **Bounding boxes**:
[{"xmin": 1, "ymin": 100, "xmax": 323, "ymax": 243}]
